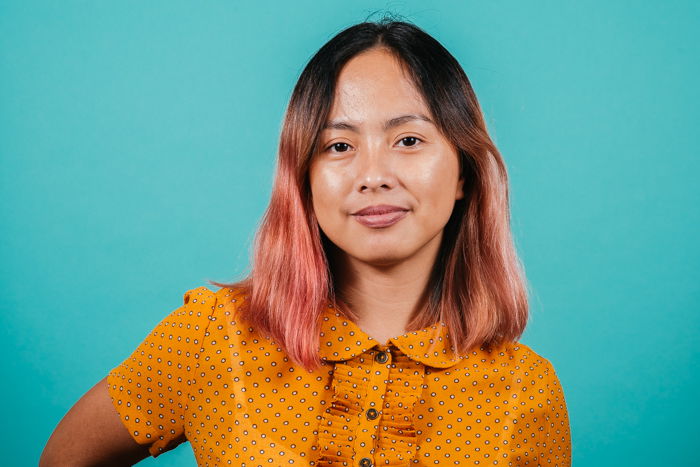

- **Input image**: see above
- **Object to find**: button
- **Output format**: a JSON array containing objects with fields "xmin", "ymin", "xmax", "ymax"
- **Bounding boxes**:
[
  {"xmin": 366, "ymin": 408, "xmax": 379, "ymax": 420},
  {"xmin": 359, "ymin": 458, "xmax": 373, "ymax": 467},
  {"xmin": 375, "ymin": 351, "xmax": 389, "ymax": 363}
]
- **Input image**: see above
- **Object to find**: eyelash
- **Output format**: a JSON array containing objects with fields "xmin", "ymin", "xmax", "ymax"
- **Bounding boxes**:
[{"xmin": 325, "ymin": 136, "xmax": 423, "ymax": 153}]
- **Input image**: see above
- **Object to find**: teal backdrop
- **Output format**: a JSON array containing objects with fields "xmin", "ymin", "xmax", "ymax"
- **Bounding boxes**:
[{"xmin": 1, "ymin": 1, "xmax": 697, "ymax": 465}]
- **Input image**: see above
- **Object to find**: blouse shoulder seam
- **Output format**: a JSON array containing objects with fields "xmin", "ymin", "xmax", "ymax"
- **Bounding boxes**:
[{"xmin": 181, "ymin": 286, "xmax": 219, "ymax": 414}]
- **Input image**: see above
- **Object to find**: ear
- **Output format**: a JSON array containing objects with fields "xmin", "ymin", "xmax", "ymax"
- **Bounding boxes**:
[{"xmin": 455, "ymin": 176, "xmax": 465, "ymax": 200}]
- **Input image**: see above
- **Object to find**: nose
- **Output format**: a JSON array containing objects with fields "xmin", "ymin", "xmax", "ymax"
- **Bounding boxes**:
[{"xmin": 355, "ymin": 142, "xmax": 397, "ymax": 193}]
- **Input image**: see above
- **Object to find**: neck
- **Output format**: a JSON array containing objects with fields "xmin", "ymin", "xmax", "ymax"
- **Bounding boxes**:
[{"xmin": 328, "ymin": 233, "xmax": 442, "ymax": 345}]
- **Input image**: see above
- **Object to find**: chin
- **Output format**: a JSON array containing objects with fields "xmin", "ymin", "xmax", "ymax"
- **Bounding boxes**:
[{"xmin": 349, "ymin": 245, "xmax": 415, "ymax": 266}]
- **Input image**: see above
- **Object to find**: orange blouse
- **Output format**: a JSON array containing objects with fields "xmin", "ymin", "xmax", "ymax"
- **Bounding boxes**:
[{"xmin": 107, "ymin": 286, "xmax": 572, "ymax": 466}]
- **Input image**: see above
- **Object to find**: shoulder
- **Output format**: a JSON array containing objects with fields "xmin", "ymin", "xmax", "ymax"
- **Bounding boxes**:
[
  {"xmin": 469, "ymin": 340, "xmax": 558, "ymax": 378},
  {"xmin": 504, "ymin": 341, "xmax": 556, "ymax": 370},
  {"xmin": 196, "ymin": 285, "xmax": 280, "ymax": 355},
  {"xmin": 181, "ymin": 285, "xmax": 248, "ymax": 315},
  {"xmin": 208, "ymin": 285, "xmax": 249, "ymax": 321},
  {"xmin": 182, "ymin": 285, "xmax": 251, "ymax": 333},
  {"xmin": 476, "ymin": 341, "xmax": 566, "ymax": 403},
  {"xmin": 211, "ymin": 285, "xmax": 248, "ymax": 307},
  {"xmin": 147, "ymin": 285, "xmax": 248, "ymax": 340}
]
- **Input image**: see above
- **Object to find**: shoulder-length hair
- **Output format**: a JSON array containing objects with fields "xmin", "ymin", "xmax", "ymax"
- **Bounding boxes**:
[{"xmin": 211, "ymin": 18, "xmax": 529, "ymax": 372}]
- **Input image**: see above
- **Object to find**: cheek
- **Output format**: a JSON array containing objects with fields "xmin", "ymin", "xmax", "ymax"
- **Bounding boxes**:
[
  {"xmin": 412, "ymin": 155, "xmax": 460, "ymax": 209},
  {"xmin": 310, "ymin": 168, "xmax": 343, "ymax": 223}
]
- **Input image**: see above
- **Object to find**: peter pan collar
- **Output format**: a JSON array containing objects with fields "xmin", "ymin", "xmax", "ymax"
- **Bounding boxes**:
[{"xmin": 318, "ymin": 305, "xmax": 463, "ymax": 369}]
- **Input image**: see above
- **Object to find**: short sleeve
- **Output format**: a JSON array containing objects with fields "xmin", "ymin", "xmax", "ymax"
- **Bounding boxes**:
[
  {"xmin": 541, "ymin": 360, "xmax": 572, "ymax": 465},
  {"xmin": 106, "ymin": 286, "xmax": 217, "ymax": 458}
]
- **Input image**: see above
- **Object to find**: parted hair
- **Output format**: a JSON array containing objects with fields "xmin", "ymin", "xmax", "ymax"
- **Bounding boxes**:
[{"xmin": 211, "ymin": 17, "xmax": 530, "ymax": 371}]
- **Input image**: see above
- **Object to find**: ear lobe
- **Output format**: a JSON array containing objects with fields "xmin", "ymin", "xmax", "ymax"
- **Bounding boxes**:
[{"xmin": 455, "ymin": 177, "xmax": 465, "ymax": 200}]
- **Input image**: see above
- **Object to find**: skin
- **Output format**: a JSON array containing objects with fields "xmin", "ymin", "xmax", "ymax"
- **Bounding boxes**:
[{"xmin": 309, "ymin": 47, "xmax": 464, "ymax": 344}]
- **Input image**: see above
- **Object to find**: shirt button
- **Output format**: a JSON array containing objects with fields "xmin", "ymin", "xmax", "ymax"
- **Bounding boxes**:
[
  {"xmin": 359, "ymin": 458, "xmax": 373, "ymax": 467},
  {"xmin": 375, "ymin": 351, "xmax": 389, "ymax": 364},
  {"xmin": 366, "ymin": 408, "xmax": 379, "ymax": 420}
]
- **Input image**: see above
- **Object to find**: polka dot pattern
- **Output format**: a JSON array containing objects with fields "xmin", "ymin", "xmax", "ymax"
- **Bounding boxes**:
[{"xmin": 107, "ymin": 286, "xmax": 572, "ymax": 465}]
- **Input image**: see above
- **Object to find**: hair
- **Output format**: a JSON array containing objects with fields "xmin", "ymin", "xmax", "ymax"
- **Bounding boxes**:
[{"xmin": 211, "ymin": 17, "xmax": 530, "ymax": 372}]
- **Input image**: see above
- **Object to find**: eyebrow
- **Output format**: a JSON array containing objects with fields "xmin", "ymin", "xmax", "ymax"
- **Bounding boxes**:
[{"xmin": 322, "ymin": 114, "xmax": 434, "ymax": 132}]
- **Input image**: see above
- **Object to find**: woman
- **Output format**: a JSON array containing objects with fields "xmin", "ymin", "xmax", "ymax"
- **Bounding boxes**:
[{"xmin": 41, "ymin": 18, "xmax": 572, "ymax": 466}]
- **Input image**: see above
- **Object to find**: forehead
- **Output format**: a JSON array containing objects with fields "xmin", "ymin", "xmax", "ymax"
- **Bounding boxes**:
[{"xmin": 328, "ymin": 48, "xmax": 430, "ymax": 121}]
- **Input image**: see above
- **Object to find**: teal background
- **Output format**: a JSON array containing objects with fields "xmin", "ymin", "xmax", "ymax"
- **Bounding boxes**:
[{"xmin": 1, "ymin": 1, "xmax": 697, "ymax": 465}]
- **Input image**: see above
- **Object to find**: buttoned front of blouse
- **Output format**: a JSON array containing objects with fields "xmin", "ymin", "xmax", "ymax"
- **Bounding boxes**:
[{"xmin": 107, "ymin": 286, "xmax": 571, "ymax": 466}]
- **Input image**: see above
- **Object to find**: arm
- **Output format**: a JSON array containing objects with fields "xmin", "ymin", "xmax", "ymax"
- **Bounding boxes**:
[
  {"xmin": 39, "ymin": 376, "xmax": 151, "ymax": 467},
  {"xmin": 41, "ymin": 286, "xmax": 217, "ymax": 465}
]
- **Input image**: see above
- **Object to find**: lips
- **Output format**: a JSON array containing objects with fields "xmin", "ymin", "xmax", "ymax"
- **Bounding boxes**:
[
  {"xmin": 351, "ymin": 204, "xmax": 409, "ymax": 228},
  {"xmin": 352, "ymin": 204, "xmax": 408, "ymax": 216}
]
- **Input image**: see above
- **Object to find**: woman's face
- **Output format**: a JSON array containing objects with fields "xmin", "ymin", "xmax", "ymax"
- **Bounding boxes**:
[{"xmin": 309, "ymin": 47, "xmax": 464, "ymax": 267}]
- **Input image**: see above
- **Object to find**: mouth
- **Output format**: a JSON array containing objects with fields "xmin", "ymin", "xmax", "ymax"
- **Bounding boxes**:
[{"xmin": 352, "ymin": 210, "xmax": 409, "ymax": 228}]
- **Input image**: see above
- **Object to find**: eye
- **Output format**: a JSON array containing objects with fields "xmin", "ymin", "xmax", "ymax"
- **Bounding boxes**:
[
  {"xmin": 397, "ymin": 136, "xmax": 422, "ymax": 147},
  {"xmin": 326, "ymin": 142, "xmax": 352, "ymax": 153}
]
